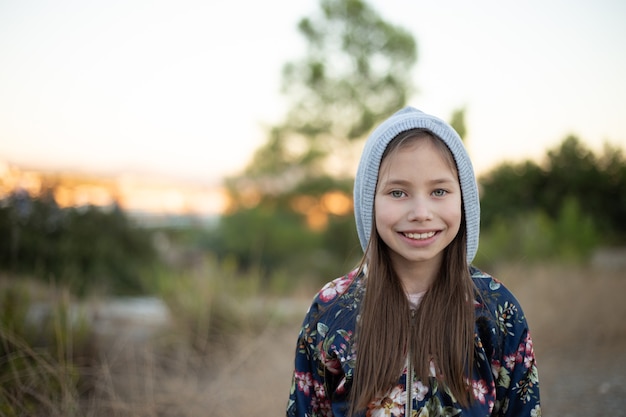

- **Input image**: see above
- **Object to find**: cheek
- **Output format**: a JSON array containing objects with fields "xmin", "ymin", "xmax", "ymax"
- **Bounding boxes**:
[
  {"xmin": 374, "ymin": 198, "xmax": 394, "ymax": 229},
  {"xmin": 451, "ymin": 204, "xmax": 463, "ymax": 230},
  {"xmin": 373, "ymin": 199, "xmax": 385, "ymax": 227},
  {"xmin": 443, "ymin": 197, "xmax": 463, "ymax": 228}
]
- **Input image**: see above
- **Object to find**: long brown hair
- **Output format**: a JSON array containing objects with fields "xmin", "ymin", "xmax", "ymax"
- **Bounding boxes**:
[{"xmin": 350, "ymin": 130, "xmax": 476, "ymax": 413}]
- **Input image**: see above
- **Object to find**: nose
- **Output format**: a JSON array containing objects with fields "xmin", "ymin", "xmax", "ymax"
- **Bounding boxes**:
[{"xmin": 408, "ymin": 197, "xmax": 432, "ymax": 221}]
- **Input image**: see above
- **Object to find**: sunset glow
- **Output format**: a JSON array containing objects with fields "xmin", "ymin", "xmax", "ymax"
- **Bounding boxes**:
[
  {"xmin": 290, "ymin": 191, "xmax": 353, "ymax": 231},
  {"xmin": 0, "ymin": 162, "xmax": 228, "ymax": 217}
]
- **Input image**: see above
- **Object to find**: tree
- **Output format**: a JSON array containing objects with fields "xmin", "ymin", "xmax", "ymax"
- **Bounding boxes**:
[
  {"xmin": 0, "ymin": 189, "xmax": 158, "ymax": 296},
  {"xmin": 479, "ymin": 135, "xmax": 626, "ymax": 244},
  {"xmin": 240, "ymin": 0, "xmax": 417, "ymax": 184},
  {"xmin": 479, "ymin": 160, "xmax": 546, "ymax": 228},
  {"xmin": 215, "ymin": 0, "xmax": 418, "ymax": 282}
]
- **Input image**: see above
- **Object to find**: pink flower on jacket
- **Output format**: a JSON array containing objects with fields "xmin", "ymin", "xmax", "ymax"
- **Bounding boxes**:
[
  {"xmin": 295, "ymin": 371, "xmax": 314, "ymax": 396},
  {"xmin": 412, "ymin": 379, "xmax": 429, "ymax": 402},
  {"xmin": 313, "ymin": 379, "xmax": 326, "ymax": 398},
  {"xmin": 472, "ymin": 379, "xmax": 489, "ymax": 404},
  {"xmin": 504, "ymin": 352, "xmax": 523, "ymax": 371},
  {"xmin": 319, "ymin": 274, "xmax": 353, "ymax": 302},
  {"xmin": 366, "ymin": 385, "xmax": 406, "ymax": 417}
]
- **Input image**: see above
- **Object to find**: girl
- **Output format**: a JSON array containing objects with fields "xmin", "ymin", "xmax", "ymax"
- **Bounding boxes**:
[{"xmin": 287, "ymin": 107, "xmax": 540, "ymax": 417}]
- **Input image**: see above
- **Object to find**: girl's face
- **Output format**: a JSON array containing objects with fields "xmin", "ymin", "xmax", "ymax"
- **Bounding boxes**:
[{"xmin": 374, "ymin": 137, "xmax": 462, "ymax": 275}]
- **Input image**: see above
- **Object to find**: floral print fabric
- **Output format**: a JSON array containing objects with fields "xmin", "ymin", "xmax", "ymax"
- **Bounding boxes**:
[{"xmin": 286, "ymin": 267, "xmax": 541, "ymax": 417}]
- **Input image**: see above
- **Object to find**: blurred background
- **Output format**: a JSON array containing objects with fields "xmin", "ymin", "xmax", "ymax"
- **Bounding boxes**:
[{"xmin": 1, "ymin": 0, "xmax": 625, "ymax": 415}]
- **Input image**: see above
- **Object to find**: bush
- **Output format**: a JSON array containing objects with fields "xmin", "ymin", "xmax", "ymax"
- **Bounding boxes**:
[
  {"xmin": 0, "ymin": 190, "xmax": 159, "ymax": 296},
  {"xmin": 475, "ymin": 197, "xmax": 599, "ymax": 268},
  {"xmin": 145, "ymin": 255, "xmax": 272, "ymax": 355}
]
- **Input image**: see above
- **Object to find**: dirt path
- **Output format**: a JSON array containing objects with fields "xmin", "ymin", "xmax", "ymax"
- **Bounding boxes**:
[{"xmin": 539, "ymin": 344, "xmax": 626, "ymax": 416}]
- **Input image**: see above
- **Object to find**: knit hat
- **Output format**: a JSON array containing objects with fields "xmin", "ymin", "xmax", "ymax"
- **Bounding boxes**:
[{"xmin": 353, "ymin": 106, "xmax": 480, "ymax": 264}]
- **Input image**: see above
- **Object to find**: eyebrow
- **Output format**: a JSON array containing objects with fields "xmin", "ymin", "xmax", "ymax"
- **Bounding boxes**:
[{"xmin": 381, "ymin": 177, "xmax": 457, "ymax": 187}]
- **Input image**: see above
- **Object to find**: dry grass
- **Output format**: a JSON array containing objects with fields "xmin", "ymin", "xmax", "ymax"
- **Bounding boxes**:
[
  {"xmin": 3, "ymin": 263, "xmax": 625, "ymax": 416},
  {"xmin": 493, "ymin": 262, "xmax": 626, "ymax": 350},
  {"xmin": 76, "ymin": 297, "xmax": 308, "ymax": 417}
]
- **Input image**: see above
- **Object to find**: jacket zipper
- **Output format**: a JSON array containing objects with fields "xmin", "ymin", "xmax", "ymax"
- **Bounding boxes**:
[
  {"xmin": 406, "ymin": 355, "xmax": 413, "ymax": 416},
  {"xmin": 406, "ymin": 309, "xmax": 416, "ymax": 417}
]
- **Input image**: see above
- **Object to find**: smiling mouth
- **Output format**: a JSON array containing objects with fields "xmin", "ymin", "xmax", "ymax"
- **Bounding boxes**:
[{"xmin": 403, "ymin": 231, "xmax": 436, "ymax": 240}]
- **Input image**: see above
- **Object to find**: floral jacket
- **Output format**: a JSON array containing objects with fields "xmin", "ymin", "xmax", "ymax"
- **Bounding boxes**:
[{"xmin": 286, "ymin": 267, "xmax": 541, "ymax": 417}]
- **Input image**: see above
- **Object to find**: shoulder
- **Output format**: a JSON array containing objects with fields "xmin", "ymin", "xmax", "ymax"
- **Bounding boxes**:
[
  {"xmin": 470, "ymin": 266, "xmax": 531, "ymax": 341},
  {"xmin": 316, "ymin": 269, "xmax": 361, "ymax": 304},
  {"xmin": 471, "ymin": 266, "xmax": 523, "ymax": 311},
  {"xmin": 313, "ymin": 269, "xmax": 361, "ymax": 305},
  {"xmin": 305, "ymin": 269, "xmax": 362, "ymax": 321}
]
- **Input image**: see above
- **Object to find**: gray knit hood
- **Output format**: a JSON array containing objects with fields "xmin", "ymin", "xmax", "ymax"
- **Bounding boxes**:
[{"xmin": 353, "ymin": 106, "xmax": 480, "ymax": 264}]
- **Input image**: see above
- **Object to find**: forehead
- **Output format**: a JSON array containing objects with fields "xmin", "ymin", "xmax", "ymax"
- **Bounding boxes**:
[{"xmin": 380, "ymin": 134, "xmax": 458, "ymax": 175}]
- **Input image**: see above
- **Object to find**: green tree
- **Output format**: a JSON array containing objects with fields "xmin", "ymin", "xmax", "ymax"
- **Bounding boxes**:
[
  {"xmin": 241, "ymin": 0, "xmax": 417, "ymax": 183},
  {"xmin": 215, "ymin": 0, "xmax": 418, "ymax": 283},
  {"xmin": 479, "ymin": 135, "xmax": 626, "ymax": 251},
  {"xmin": 0, "ymin": 190, "xmax": 158, "ymax": 296},
  {"xmin": 479, "ymin": 160, "xmax": 546, "ymax": 228}
]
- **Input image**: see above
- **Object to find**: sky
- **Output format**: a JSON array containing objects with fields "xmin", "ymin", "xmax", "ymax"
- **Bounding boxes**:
[{"xmin": 1, "ymin": 0, "xmax": 625, "ymax": 187}]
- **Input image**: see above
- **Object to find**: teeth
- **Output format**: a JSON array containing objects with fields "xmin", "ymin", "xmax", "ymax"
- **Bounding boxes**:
[{"xmin": 404, "ymin": 231, "xmax": 436, "ymax": 240}]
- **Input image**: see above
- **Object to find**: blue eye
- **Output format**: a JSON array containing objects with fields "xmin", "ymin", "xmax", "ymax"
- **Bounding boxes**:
[
  {"xmin": 390, "ymin": 190, "xmax": 405, "ymax": 198},
  {"xmin": 433, "ymin": 189, "xmax": 447, "ymax": 197}
]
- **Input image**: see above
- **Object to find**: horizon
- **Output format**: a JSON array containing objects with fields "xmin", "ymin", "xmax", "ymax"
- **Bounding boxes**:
[
  {"xmin": 0, "ymin": 159, "xmax": 229, "ymax": 217},
  {"xmin": 1, "ymin": 127, "xmax": 621, "ymax": 220}
]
